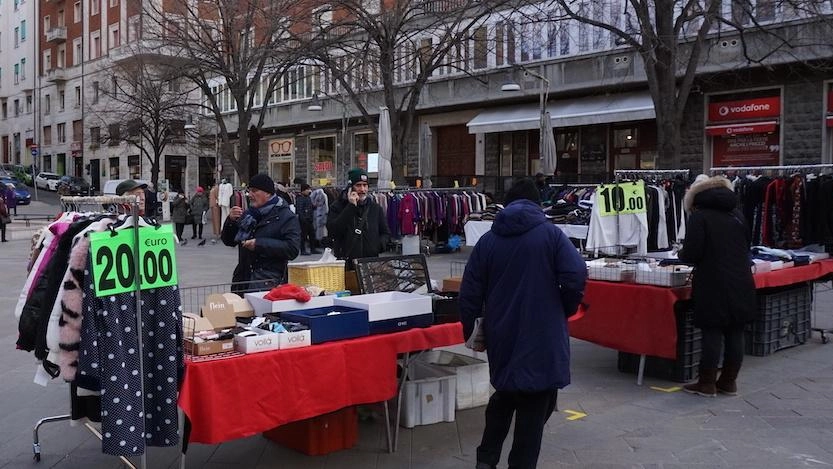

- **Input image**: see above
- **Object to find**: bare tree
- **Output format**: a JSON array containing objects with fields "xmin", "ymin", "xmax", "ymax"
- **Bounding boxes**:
[
  {"xmin": 308, "ymin": 0, "xmax": 512, "ymax": 181},
  {"xmin": 145, "ymin": 0, "xmax": 313, "ymax": 182},
  {"xmin": 88, "ymin": 59, "xmax": 202, "ymax": 189},
  {"xmin": 547, "ymin": 0, "xmax": 833, "ymax": 168}
]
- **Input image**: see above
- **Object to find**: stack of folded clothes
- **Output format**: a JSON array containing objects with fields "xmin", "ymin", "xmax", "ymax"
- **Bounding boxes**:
[{"xmin": 465, "ymin": 203, "xmax": 504, "ymax": 222}]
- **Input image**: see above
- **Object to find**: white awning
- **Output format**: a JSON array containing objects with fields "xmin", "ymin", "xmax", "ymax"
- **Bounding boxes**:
[{"xmin": 466, "ymin": 91, "xmax": 655, "ymax": 134}]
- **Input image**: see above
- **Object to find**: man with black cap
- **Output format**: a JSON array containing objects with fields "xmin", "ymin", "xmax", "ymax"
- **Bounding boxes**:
[
  {"xmin": 115, "ymin": 179, "xmax": 148, "ymax": 215},
  {"xmin": 327, "ymin": 168, "xmax": 390, "ymax": 268},
  {"xmin": 459, "ymin": 178, "xmax": 587, "ymax": 469},
  {"xmin": 221, "ymin": 173, "xmax": 300, "ymax": 293}
]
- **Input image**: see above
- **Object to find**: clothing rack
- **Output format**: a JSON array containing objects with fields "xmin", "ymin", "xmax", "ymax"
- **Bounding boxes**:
[
  {"xmin": 384, "ymin": 187, "xmax": 478, "ymax": 193},
  {"xmin": 34, "ymin": 196, "xmax": 149, "ymax": 469},
  {"xmin": 709, "ymin": 164, "xmax": 833, "ymax": 174},
  {"xmin": 614, "ymin": 169, "xmax": 691, "ymax": 181}
]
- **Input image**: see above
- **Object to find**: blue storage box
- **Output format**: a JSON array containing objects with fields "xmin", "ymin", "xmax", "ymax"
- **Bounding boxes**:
[
  {"xmin": 280, "ymin": 306, "xmax": 369, "ymax": 344},
  {"xmin": 369, "ymin": 312, "xmax": 434, "ymax": 335}
]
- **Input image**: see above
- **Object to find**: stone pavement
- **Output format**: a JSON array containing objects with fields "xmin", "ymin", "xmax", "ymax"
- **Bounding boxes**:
[{"xmin": 1, "ymin": 221, "xmax": 832, "ymax": 468}]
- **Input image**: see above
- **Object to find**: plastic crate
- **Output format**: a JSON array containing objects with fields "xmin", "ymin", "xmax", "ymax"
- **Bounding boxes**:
[
  {"xmin": 745, "ymin": 283, "xmax": 811, "ymax": 356},
  {"xmin": 263, "ymin": 406, "xmax": 357, "ymax": 456},
  {"xmin": 287, "ymin": 261, "xmax": 346, "ymax": 292},
  {"xmin": 400, "ymin": 360, "xmax": 457, "ymax": 428},
  {"xmin": 618, "ymin": 303, "xmax": 701, "ymax": 383},
  {"xmin": 417, "ymin": 350, "xmax": 490, "ymax": 410}
]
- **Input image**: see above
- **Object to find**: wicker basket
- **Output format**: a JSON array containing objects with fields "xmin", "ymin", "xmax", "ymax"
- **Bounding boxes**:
[{"xmin": 287, "ymin": 261, "xmax": 346, "ymax": 292}]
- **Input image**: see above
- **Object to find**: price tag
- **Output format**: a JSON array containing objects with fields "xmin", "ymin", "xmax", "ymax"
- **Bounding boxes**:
[
  {"xmin": 90, "ymin": 225, "xmax": 178, "ymax": 297},
  {"xmin": 596, "ymin": 181, "xmax": 647, "ymax": 216}
]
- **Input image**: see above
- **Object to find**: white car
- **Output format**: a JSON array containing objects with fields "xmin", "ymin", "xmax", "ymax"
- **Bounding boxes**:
[{"xmin": 35, "ymin": 172, "xmax": 62, "ymax": 191}]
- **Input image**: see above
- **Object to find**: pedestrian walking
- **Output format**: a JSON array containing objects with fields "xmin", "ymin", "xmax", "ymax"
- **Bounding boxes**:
[
  {"xmin": 459, "ymin": 178, "xmax": 587, "ymax": 469},
  {"xmin": 327, "ymin": 168, "xmax": 390, "ymax": 268},
  {"xmin": 295, "ymin": 183, "xmax": 320, "ymax": 255},
  {"xmin": 190, "ymin": 186, "xmax": 209, "ymax": 242},
  {"xmin": 679, "ymin": 175, "xmax": 756, "ymax": 397},
  {"xmin": 171, "ymin": 192, "xmax": 190, "ymax": 245},
  {"xmin": 0, "ymin": 195, "xmax": 9, "ymax": 242},
  {"xmin": 4, "ymin": 183, "xmax": 18, "ymax": 216}
]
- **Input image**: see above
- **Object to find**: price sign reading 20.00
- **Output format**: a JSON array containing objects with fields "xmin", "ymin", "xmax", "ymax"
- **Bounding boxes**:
[
  {"xmin": 89, "ymin": 224, "xmax": 179, "ymax": 297},
  {"xmin": 596, "ymin": 180, "xmax": 647, "ymax": 217}
]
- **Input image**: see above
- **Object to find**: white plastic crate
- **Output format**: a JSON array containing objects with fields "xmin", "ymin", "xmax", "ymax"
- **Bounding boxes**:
[
  {"xmin": 586, "ymin": 259, "xmax": 636, "ymax": 282},
  {"xmin": 634, "ymin": 266, "xmax": 692, "ymax": 287},
  {"xmin": 400, "ymin": 361, "xmax": 457, "ymax": 428},
  {"xmin": 418, "ymin": 350, "xmax": 490, "ymax": 410}
]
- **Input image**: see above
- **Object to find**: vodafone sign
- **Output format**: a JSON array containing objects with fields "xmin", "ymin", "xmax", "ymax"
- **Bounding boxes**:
[{"xmin": 708, "ymin": 96, "xmax": 781, "ymax": 122}]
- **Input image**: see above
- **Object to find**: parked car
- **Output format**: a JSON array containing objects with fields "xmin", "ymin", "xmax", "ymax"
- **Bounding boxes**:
[
  {"xmin": 56, "ymin": 176, "xmax": 92, "ymax": 196},
  {"xmin": 35, "ymin": 172, "xmax": 63, "ymax": 191},
  {"xmin": 4, "ymin": 181, "xmax": 31, "ymax": 205}
]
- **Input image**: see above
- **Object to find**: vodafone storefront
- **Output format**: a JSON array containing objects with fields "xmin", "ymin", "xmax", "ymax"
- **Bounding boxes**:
[{"xmin": 706, "ymin": 93, "xmax": 781, "ymax": 167}]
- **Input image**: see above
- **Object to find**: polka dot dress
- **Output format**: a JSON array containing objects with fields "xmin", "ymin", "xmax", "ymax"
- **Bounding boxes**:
[{"xmin": 78, "ymin": 258, "xmax": 184, "ymax": 457}]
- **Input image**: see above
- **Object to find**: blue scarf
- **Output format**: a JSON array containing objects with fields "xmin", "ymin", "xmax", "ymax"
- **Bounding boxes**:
[{"xmin": 235, "ymin": 195, "xmax": 282, "ymax": 243}]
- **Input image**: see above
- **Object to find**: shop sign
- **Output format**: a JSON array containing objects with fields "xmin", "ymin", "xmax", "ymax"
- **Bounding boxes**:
[
  {"xmin": 712, "ymin": 132, "xmax": 779, "ymax": 167},
  {"xmin": 828, "ymin": 87, "xmax": 833, "ymax": 112},
  {"xmin": 705, "ymin": 121, "xmax": 777, "ymax": 136},
  {"xmin": 595, "ymin": 181, "xmax": 646, "ymax": 217},
  {"xmin": 269, "ymin": 138, "xmax": 294, "ymax": 157},
  {"xmin": 313, "ymin": 161, "xmax": 333, "ymax": 172},
  {"xmin": 708, "ymin": 96, "xmax": 781, "ymax": 122},
  {"xmin": 826, "ymin": 116, "xmax": 833, "ymax": 128}
]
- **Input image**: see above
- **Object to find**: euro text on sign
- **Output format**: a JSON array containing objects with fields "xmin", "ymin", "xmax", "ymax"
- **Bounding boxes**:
[{"xmin": 596, "ymin": 181, "xmax": 647, "ymax": 216}]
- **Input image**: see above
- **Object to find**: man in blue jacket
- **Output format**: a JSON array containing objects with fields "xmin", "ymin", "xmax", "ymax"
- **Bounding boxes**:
[{"xmin": 460, "ymin": 178, "xmax": 587, "ymax": 469}]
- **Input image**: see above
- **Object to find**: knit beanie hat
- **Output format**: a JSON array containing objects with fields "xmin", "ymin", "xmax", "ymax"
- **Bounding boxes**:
[
  {"xmin": 347, "ymin": 168, "xmax": 369, "ymax": 186},
  {"xmin": 300, "ymin": 183, "xmax": 311, "ymax": 192},
  {"xmin": 504, "ymin": 178, "xmax": 541, "ymax": 205},
  {"xmin": 249, "ymin": 173, "xmax": 276, "ymax": 194}
]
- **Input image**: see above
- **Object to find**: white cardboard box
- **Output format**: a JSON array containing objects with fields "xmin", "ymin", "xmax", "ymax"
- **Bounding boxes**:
[
  {"xmin": 334, "ymin": 292, "xmax": 432, "ymax": 322},
  {"xmin": 233, "ymin": 328, "xmax": 280, "ymax": 354},
  {"xmin": 419, "ymin": 350, "xmax": 491, "ymax": 410},
  {"xmin": 278, "ymin": 329, "xmax": 312, "ymax": 350},
  {"xmin": 244, "ymin": 291, "xmax": 336, "ymax": 317},
  {"xmin": 400, "ymin": 361, "xmax": 457, "ymax": 428}
]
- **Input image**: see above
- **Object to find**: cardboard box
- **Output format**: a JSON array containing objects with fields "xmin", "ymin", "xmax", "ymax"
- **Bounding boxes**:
[
  {"xmin": 184, "ymin": 338, "xmax": 235, "ymax": 356},
  {"xmin": 183, "ymin": 295, "xmax": 248, "ymax": 356},
  {"xmin": 281, "ymin": 306, "xmax": 369, "ymax": 344},
  {"xmin": 442, "ymin": 277, "xmax": 463, "ymax": 292},
  {"xmin": 203, "ymin": 293, "xmax": 254, "ymax": 320},
  {"xmin": 334, "ymin": 292, "xmax": 432, "ymax": 322},
  {"xmin": 244, "ymin": 291, "xmax": 336, "ymax": 317},
  {"xmin": 278, "ymin": 329, "xmax": 312, "ymax": 349},
  {"xmin": 233, "ymin": 328, "xmax": 280, "ymax": 354}
]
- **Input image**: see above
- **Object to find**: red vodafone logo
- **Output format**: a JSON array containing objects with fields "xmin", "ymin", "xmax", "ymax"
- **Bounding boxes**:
[
  {"xmin": 708, "ymin": 96, "xmax": 780, "ymax": 122},
  {"xmin": 719, "ymin": 106, "xmax": 729, "ymax": 117}
]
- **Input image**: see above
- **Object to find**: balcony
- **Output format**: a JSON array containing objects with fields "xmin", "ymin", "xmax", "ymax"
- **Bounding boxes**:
[
  {"xmin": 46, "ymin": 27, "xmax": 67, "ymax": 44},
  {"xmin": 45, "ymin": 68, "xmax": 67, "ymax": 83},
  {"xmin": 109, "ymin": 40, "xmax": 191, "ymax": 66}
]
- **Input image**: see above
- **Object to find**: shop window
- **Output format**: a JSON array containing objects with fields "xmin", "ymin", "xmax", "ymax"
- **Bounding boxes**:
[
  {"xmin": 109, "ymin": 157, "xmax": 120, "ymax": 179},
  {"xmin": 309, "ymin": 135, "xmax": 336, "ymax": 186},
  {"xmin": 499, "ymin": 132, "xmax": 513, "ymax": 176},
  {"xmin": 353, "ymin": 132, "xmax": 378, "ymax": 174}
]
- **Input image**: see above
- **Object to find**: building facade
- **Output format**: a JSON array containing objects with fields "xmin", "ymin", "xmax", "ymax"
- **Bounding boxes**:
[{"xmin": 0, "ymin": 0, "xmax": 37, "ymax": 167}]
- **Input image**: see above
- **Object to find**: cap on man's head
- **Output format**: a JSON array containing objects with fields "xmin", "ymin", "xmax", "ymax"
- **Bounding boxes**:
[
  {"xmin": 300, "ymin": 183, "xmax": 311, "ymax": 192},
  {"xmin": 347, "ymin": 168, "xmax": 369, "ymax": 186},
  {"xmin": 116, "ymin": 179, "xmax": 148, "ymax": 196},
  {"xmin": 504, "ymin": 178, "xmax": 541, "ymax": 205},
  {"xmin": 249, "ymin": 173, "xmax": 276, "ymax": 194}
]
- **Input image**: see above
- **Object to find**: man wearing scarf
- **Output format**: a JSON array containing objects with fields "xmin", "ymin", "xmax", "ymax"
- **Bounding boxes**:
[{"xmin": 222, "ymin": 173, "xmax": 301, "ymax": 293}]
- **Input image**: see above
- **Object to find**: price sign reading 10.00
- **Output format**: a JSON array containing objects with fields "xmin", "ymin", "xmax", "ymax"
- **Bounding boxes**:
[
  {"xmin": 596, "ymin": 180, "xmax": 647, "ymax": 216},
  {"xmin": 89, "ymin": 224, "xmax": 179, "ymax": 297}
]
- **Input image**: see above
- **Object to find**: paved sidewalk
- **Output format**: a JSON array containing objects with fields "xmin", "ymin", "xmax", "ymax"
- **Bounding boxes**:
[{"xmin": 1, "ymin": 235, "xmax": 832, "ymax": 468}]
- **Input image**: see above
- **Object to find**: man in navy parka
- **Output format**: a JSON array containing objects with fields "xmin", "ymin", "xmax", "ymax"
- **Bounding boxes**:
[{"xmin": 460, "ymin": 178, "xmax": 587, "ymax": 469}]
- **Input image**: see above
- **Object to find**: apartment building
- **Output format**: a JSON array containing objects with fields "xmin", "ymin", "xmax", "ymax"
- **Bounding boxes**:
[{"xmin": 0, "ymin": 0, "xmax": 37, "ymax": 167}]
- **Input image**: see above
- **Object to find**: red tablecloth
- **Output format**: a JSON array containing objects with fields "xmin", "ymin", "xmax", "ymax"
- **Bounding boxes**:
[
  {"xmin": 569, "ymin": 259, "xmax": 833, "ymax": 360},
  {"xmin": 178, "ymin": 323, "xmax": 464, "ymax": 444}
]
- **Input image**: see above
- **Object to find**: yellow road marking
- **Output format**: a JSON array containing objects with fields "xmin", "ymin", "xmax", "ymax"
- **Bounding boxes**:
[{"xmin": 564, "ymin": 409, "xmax": 587, "ymax": 421}]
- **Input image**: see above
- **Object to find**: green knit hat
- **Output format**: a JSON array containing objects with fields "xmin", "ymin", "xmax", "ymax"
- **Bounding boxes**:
[{"xmin": 347, "ymin": 168, "xmax": 369, "ymax": 186}]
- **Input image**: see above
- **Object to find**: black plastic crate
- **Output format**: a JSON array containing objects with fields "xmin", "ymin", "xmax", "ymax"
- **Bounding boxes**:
[
  {"xmin": 745, "ymin": 283, "xmax": 811, "ymax": 356},
  {"xmin": 618, "ymin": 302, "xmax": 701, "ymax": 383}
]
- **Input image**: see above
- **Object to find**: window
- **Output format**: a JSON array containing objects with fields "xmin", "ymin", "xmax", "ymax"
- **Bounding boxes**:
[
  {"xmin": 74, "ymin": 86, "xmax": 81, "ymax": 107},
  {"xmin": 109, "ymin": 25, "xmax": 120, "ymax": 49},
  {"xmin": 44, "ymin": 94, "xmax": 51, "ymax": 115},
  {"xmin": 90, "ymin": 0, "xmax": 99, "ymax": 16},
  {"xmin": 58, "ymin": 9, "xmax": 65, "ymax": 27},
  {"xmin": 25, "ymin": 95, "xmax": 32, "ymax": 113},
  {"xmin": 90, "ymin": 127, "xmax": 100, "ymax": 146},
  {"xmin": 20, "ymin": 21, "xmax": 26, "ymax": 42},
  {"xmin": 111, "ymin": 76, "xmax": 118, "ymax": 97},
  {"xmin": 73, "ymin": 120, "xmax": 83, "ymax": 142},
  {"xmin": 495, "ymin": 24, "xmax": 505, "ymax": 66},
  {"xmin": 90, "ymin": 33, "xmax": 101, "ymax": 59},
  {"xmin": 43, "ymin": 126, "xmax": 52, "ymax": 146},
  {"xmin": 13, "ymin": 64, "xmax": 19, "ymax": 84},
  {"xmin": 109, "ymin": 157, "xmax": 120, "ymax": 179},
  {"xmin": 73, "ymin": 39, "xmax": 82, "ymax": 65},
  {"xmin": 128, "ymin": 155, "xmax": 140, "ymax": 179},
  {"xmin": 57, "ymin": 123, "xmax": 67, "ymax": 143},
  {"xmin": 20, "ymin": 58, "xmax": 25, "ymax": 80},
  {"xmin": 92, "ymin": 81, "xmax": 99, "ymax": 104},
  {"xmin": 309, "ymin": 136, "xmax": 337, "ymax": 183},
  {"xmin": 128, "ymin": 15, "xmax": 142, "ymax": 42},
  {"xmin": 473, "ymin": 26, "xmax": 487, "ymax": 69},
  {"xmin": 1, "ymin": 102, "xmax": 6, "ymax": 119},
  {"xmin": 59, "ymin": 90, "xmax": 66, "ymax": 111},
  {"xmin": 14, "ymin": 27, "xmax": 19, "ymax": 48},
  {"xmin": 58, "ymin": 45, "xmax": 66, "ymax": 68},
  {"xmin": 110, "ymin": 0, "xmax": 119, "ymax": 7},
  {"xmin": 14, "ymin": 99, "xmax": 20, "ymax": 116},
  {"xmin": 108, "ymin": 123, "xmax": 120, "ymax": 145},
  {"xmin": 43, "ymin": 50, "xmax": 52, "ymax": 72},
  {"xmin": 74, "ymin": 2, "xmax": 82, "ymax": 23}
]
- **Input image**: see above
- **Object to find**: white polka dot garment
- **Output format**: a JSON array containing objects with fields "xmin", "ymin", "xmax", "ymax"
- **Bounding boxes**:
[{"xmin": 78, "ymin": 263, "xmax": 184, "ymax": 457}]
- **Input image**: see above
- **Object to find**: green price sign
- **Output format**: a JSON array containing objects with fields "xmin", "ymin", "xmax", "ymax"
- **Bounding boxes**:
[
  {"xmin": 596, "ymin": 181, "xmax": 647, "ymax": 216},
  {"xmin": 89, "ymin": 224, "xmax": 178, "ymax": 297}
]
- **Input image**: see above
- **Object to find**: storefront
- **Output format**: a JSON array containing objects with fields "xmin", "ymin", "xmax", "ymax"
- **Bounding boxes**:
[
  {"xmin": 309, "ymin": 135, "xmax": 337, "ymax": 187},
  {"xmin": 268, "ymin": 138, "xmax": 295, "ymax": 185},
  {"xmin": 353, "ymin": 132, "xmax": 379, "ymax": 177},
  {"xmin": 826, "ymin": 83, "xmax": 833, "ymax": 161},
  {"xmin": 706, "ymin": 91, "xmax": 781, "ymax": 167}
]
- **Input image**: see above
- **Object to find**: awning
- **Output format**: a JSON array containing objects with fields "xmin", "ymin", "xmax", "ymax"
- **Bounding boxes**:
[
  {"xmin": 827, "ymin": 116, "xmax": 833, "ymax": 128},
  {"xmin": 466, "ymin": 92, "xmax": 655, "ymax": 134},
  {"xmin": 705, "ymin": 121, "xmax": 778, "ymax": 136}
]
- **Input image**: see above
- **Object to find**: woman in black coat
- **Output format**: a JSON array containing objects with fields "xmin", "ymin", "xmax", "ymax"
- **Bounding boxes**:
[{"xmin": 678, "ymin": 176, "xmax": 756, "ymax": 397}]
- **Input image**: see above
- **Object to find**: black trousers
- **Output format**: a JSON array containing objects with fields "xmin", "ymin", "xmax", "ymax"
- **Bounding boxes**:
[
  {"xmin": 175, "ymin": 223, "xmax": 186, "ymax": 241},
  {"xmin": 477, "ymin": 389, "xmax": 558, "ymax": 469},
  {"xmin": 700, "ymin": 323, "xmax": 745, "ymax": 368},
  {"xmin": 300, "ymin": 219, "xmax": 316, "ymax": 252},
  {"xmin": 191, "ymin": 223, "xmax": 203, "ymax": 239}
]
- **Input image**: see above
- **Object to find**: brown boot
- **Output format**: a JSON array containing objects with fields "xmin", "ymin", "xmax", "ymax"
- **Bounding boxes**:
[
  {"xmin": 684, "ymin": 368, "xmax": 718, "ymax": 397},
  {"xmin": 716, "ymin": 363, "xmax": 741, "ymax": 396}
]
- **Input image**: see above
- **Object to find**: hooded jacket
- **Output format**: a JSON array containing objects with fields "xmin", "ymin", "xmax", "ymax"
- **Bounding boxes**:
[
  {"xmin": 459, "ymin": 199, "xmax": 587, "ymax": 392},
  {"xmin": 679, "ymin": 177, "xmax": 756, "ymax": 328},
  {"xmin": 327, "ymin": 190, "xmax": 390, "ymax": 264}
]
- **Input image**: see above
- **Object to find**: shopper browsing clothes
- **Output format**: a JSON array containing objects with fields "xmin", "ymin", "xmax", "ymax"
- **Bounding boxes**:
[
  {"xmin": 679, "ymin": 175, "xmax": 756, "ymax": 397},
  {"xmin": 115, "ymin": 179, "xmax": 148, "ymax": 215},
  {"xmin": 170, "ymin": 191, "xmax": 190, "ymax": 245},
  {"xmin": 295, "ymin": 183, "xmax": 320, "ymax": 256},
  {"xmin": 327, "ymin": 168, "xmax": 390, "ymax": 268},
  {"xmin": 189, "ymin": 186, "xmax": 209, "ymax": 244},
  {"xmin": 459, "ymin": 179, "xmax": 587, "ymax": 469},
  {"xmin": 222, "ymin": 173, "xmax": 300, "ymax": 293},
  {"xmin": 0, "ymin": 194, "xmax": 9, "ymax": 242}
]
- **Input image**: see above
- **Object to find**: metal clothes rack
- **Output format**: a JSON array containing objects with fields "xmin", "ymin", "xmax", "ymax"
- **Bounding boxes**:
[
  {"xmin": 709, "ymin": 164, "xmax": 833, "ymax": 175},
  {"xmin": 33, "ymin": 196, "xmax": 149, "ymax": 469}
]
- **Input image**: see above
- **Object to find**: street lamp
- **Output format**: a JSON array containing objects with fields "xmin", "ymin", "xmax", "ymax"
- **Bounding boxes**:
[
  {"xmin": 307, "ymin": 92, "xmax": 349, "ymax": 183},
  {"xmin": 501, "ymin": 65, "xmax": 551, "ymax": 175}
]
